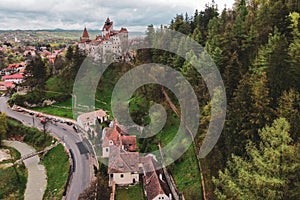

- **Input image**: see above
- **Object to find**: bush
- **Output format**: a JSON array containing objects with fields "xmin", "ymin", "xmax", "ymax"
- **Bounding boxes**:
[{"xmin": 7, "ymin": 118, "xmax": 53, "ymax": 150}]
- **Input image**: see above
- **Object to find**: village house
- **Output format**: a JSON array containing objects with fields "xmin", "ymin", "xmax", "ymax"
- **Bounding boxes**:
[
  {"xmin": 2, "ymin": 74, "xmax": 24, "ymax": 84},
  {"xmin": 1, "ymin": 62, "xmax": 27, "ymax": 76},
  {"xmin": 23, "ymin": 49, "xmax": 36, "ymax": 57},
  {"xmin": 1, "ymin": 68, "xmax": 11, "ymax": 76},
  {"xmin": 77, "ymin": 109, "xmax": 108, "ymax": 134},
  {"xmin": 7, "ymin": 62, "xmax": 26, "ymax": 73},
  {"xmin": 101, "ymin": 120, "xmax": 134, "ymax": 158},
  {"xmin": 108, "ymin": 146, "xmax": 140, "ymax": 186},
  {"xmin": 0, "ymin": 81, "xmax": 15, "ymax": 91},
  {"xmin": 141, "ymin": 156, "xmax": 172, "ymax": 200}
]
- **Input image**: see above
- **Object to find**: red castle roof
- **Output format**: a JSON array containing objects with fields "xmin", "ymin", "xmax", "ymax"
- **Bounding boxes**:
[
  {"xmin": 82, "ymin": 27, "xmax": 89, "ymax": 38},
  {"xmin": 102, "ymin": 17, "xmax": 113, "ymax": 31}
]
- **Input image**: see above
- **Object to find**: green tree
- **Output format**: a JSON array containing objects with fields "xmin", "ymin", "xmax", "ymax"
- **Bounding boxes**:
[
  {"xmin": 65, "ymin": 45, "xmax": 73, "ymax": 61},
  {"xmin": 0, "ymin": 112, "xmax": 8, "ymax": 147},
  {"xmin": 213, "ymin": 118, "xmax": 300, "ymax": 200},
  {"xmin": 288, "ymin": 12, "xmax": 300, "ymax": 93},
  {"xmin": 26, "ymin": 54, "xmax": 48, "ymax": 88},
  {"xmin": 224, "ymin": 73, "xmax": 253, "ymax": 155},
  {"xmin": 277, "ymin": 89, "xmax": 300, "ymax": 142}
]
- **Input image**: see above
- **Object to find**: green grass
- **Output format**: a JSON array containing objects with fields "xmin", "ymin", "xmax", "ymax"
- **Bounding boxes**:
[
  {"xmin": 31, "ymin": 106, "xmax": 73, "ymax": 119},
  {"xmin": 0, "ymin": 146, "xmax": 21, "ymax": 165},
  {"xmin": 116, "ymin": 184, "xmax": 145, "ymax": 200},
  {"xmin": 170, "ymin": 145, "xmax": 202, "ymax": 200},
  {"xmin": 45, "ymin": 77, "xmax": 68, "ymax": 94},
  {"xmin": 41, "ymin": 144, "xmax": 70, "ymax": 200},
  {"xmin": 0, "ymin": 148, "xmax": 27, "ymax": 200}
]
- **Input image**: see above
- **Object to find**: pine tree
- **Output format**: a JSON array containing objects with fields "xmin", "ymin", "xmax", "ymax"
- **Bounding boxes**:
[
  {"xmin": 288, "ymin": 12, "xmax": 300, "ymax": 93},
  {"xmin": 277, "ymin": 89, "xmax": 300, "ymax": 142},
  {"xmin": 26, "ymin": 54, "xmax": 48, "ymax": 88},
  {"xmin": 213, "ymin": 118, "xmax": 300, "ymax": 200},
  {"xmin": 224, "ymin": 73, "xmax": 253, "ymax": 155},
  {"xmin": 65, "ymin": 45, "xmax": 73, "ymax": 61}
]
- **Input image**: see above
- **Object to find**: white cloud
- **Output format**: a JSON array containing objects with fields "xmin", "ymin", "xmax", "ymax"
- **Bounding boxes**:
[{"xmin": 0, "ymin": 0, "xmax": 235, "ymax": 31}]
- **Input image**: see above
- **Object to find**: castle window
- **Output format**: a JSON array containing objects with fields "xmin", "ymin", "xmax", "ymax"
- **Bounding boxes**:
[{"xmin": 120, "ymin": 174, "xmax": 124, "ymax": 178}]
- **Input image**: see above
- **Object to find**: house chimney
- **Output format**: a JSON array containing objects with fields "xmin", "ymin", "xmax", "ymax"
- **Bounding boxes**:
[{"xmin": 159, "ymin": 174, "xmax": 165, "ymax": 183}]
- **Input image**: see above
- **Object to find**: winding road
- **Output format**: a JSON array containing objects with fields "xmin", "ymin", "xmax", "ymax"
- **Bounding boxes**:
[{"xmin": 0, "ymin": 97, "xmax": 92, "ymax": 200}]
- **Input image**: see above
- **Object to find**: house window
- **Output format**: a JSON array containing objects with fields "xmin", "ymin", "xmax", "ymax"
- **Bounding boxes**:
[
  {"xmin": 106, "ymin": 148, "xmax": 108, "ymax": 152},
  {"xmin": 120, "ymin": 174, "xmax": 124, "ymax": 178}
]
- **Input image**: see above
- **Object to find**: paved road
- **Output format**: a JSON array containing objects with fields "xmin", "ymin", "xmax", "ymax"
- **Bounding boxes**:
[
  {"xmin": 0, "ymin": 97, "xmax": 92, "ymax": 200},
  {"xmin": 4, "ymin": 140, "xmax": 47, "ymax": 200}
]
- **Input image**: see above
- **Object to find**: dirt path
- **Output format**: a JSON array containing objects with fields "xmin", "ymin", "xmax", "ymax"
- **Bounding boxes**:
[{"xmin": 4, "ymin": 140, "xmax": 47, "ymax": 200}]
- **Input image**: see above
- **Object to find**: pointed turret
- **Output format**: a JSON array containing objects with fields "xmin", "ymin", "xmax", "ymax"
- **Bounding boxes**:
[
  {"xmin": 82, "ymin": 27, "xmax": 89, "ymax": 38},
  {"xmin": 80, "ymin": 27, "xmax": 90, "ymax": 43},
  {"xmin": 102, "ymin": 17, "xmax": 113, "ymax": 33}
]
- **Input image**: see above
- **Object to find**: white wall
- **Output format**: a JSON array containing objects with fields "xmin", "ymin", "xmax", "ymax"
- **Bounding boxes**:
[
  {"xmin": 153, "ymin": 194, "xmax": 170, "ymax": 200},
  {"xmin": 109, "ymin": 172, "xmax": 139, "ymax": 186}
]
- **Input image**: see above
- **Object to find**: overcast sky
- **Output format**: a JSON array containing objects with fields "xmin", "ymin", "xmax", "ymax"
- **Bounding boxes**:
[{"xmin": 0, "ymin": 0, "xmax": 235, "ymax": 32}]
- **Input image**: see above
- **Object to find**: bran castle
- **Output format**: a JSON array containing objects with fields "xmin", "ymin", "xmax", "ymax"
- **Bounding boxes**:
[{"xmin": 78, "ymin": 18, "xmax": 129, "ymax": 61}]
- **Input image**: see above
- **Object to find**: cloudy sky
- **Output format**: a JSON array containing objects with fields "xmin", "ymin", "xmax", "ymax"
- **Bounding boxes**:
[{"xmin": 0, "ymin": 0, "xmax": 235, "ymax": 32}]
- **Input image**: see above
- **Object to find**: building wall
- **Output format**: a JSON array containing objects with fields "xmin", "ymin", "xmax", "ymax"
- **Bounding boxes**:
[
  {"xmin": 110, "ymin": 172, "xmax": 139, "ymax": 186},
  {"xmin": 153, "ymin": 194, "xmax": 170, "ymax": 200},
  {"xmin": 3, "ymin": 78, "xmax": 23, "ymax": 84},
  {"xmin": 102, "ymin": 147, "xmax": 110, "ymax": 158}
]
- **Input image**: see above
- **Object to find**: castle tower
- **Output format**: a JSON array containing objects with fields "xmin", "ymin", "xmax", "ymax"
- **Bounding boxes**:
[
  {"xmin": 80, "ymin": 27, "xmax": 90, "ymax": 43},
  {"xmin": 102, "ymin": 17, "xmax": 113, "ymax": 37}
]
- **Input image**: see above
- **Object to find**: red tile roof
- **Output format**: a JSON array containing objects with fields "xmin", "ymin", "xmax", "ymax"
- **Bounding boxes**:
[
  {"xmin": 2, "ymin": 74, "xmax": 24, "ymax": 80},
  {"xmin": 142, "ymin": 157, "xmax": 169, "ymax": 200},
  {"xmin": 103, "ymin": 125, "xmax": 121, "ymax": 147},
  {"xmin": 119, "ymin": 28, "xmax": 128, "ymax": 33},
  {"xmin": 7, "ymin": 62, "xmax": 25, "ymax": 69},
  {"xmin": 0, "ymin": 81, "xmax": 15, "ymax": 88},
  {"xmin": 121, "ymin": 135, "xmax": 137, "ymax": 152}
]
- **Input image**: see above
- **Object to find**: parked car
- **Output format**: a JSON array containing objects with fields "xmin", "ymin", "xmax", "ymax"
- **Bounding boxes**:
[
  {"xmin": 36, "ymin": 113, "xmax": 43, "ymax": 117},
  {"xmin": 73, "ymin": 125, "xmax": 79, "ymax": 132},
  {"xmin": 16, "ymin": 106, "xmax": 23, "ymax": 112},
  {"xmin": 66, "ymin": 121, "xmax": 73, "ymax": 126},
  {"xmin": 40, "ymin": 118, "xmax": 47, "ymax": 124}
]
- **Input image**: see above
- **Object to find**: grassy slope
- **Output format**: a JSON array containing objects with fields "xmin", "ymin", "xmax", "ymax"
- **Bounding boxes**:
[
  {"xmin": 41, "ymin": 144, "xmax": 70, "ymax": 199},
  {"xmin": 0, "ymin": 147, "xmax": 27, "ymax": 199},
  {"xmin": 171, "ymin": 145, "xmax": 202, "ymax": 199}
]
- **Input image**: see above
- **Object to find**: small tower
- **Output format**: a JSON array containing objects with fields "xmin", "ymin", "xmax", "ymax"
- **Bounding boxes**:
[
  {"xmin": 102, "ymin": 17, "xmax": 113, "ymax": 37},
  {"xmin": 80, "ymin": 27, "xmax": 90, "ymax": 43}
]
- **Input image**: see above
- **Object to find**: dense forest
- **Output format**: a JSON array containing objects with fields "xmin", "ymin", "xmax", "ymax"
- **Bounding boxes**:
[{"xmin": 135, "ymin": 0, "xmax": 300, "ymax": 199}]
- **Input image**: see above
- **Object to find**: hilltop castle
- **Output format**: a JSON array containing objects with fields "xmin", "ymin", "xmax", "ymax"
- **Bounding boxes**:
[{"xmin": 78, "ymin": 18, "xmax": 129, "ymax": 61}]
